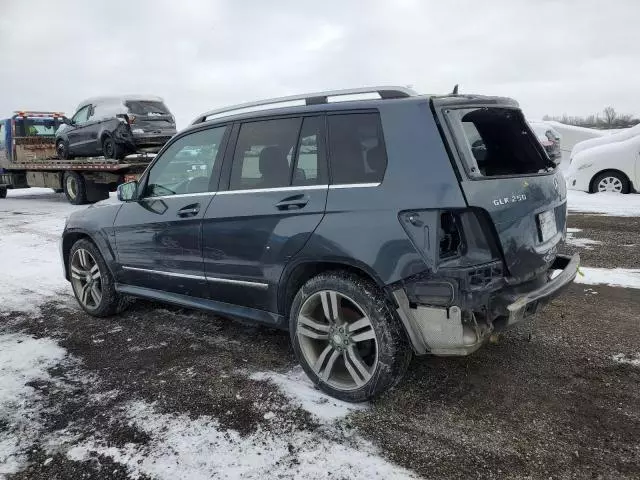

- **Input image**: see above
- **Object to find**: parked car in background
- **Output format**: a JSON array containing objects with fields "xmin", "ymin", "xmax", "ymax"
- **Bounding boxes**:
[
  {"xmin": 566, "ymin": 131, "xmax": 640, "ymax": 194},
  {"xmin": 529, "ymin": 121, "xmax": 562, "ymax": 163},
  {"xmin": 56, "ymin": 96, "xmax": 176, "ymax": 160},
  {"xmin": 61, "ymin": 86, "xmax": 578, "ymax": 402},
  {"xmin": 570, "ymin": 122, "xmax": 640, "ymax": 159}
]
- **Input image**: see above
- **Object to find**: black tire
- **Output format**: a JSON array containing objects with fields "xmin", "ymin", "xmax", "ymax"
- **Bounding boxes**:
[
  {"xmin": 590, "ymin": 171, "xmax": 630, "ymax": 194},
  {"xmin": 289, "ymin": 271, "xmax": 412, "ymax": 402},
  {"xmin": 63, "ymin": 171, "xmax": 87, "ymax": 205},
  {"xmin": 102, "ymin": 134, "xmax": 125, "ymax": 160},
  {"xmin": 69, "ymin": 238, "xmax": 131, "ymax": 317},
  {"xmin": 56, "ymin": 139, "xmax": 70, "ymax": 160},
  {"xmin": 0, "ymin": 186, "xmax": 7, "ymax": 199},
  {"xmin": 52, "ymin": 188, "xmax": 64, "ymax": 193}
]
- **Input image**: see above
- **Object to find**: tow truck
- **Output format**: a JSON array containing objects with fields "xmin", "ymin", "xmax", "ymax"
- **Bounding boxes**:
[{"xmin": 0, "ymin": 111, "xmax": 153, "ymax": 204}]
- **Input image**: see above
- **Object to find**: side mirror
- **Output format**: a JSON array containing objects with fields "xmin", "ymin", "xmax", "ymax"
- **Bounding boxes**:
[{"xmin": 117, "ymin": 181, "xmax": 138, "ymax": 202}]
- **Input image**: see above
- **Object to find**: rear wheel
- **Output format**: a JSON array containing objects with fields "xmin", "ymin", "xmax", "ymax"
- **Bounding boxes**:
[
  {"xmin": 102, "ymin": 134, "xmax": 125, "ymax": 160},
  {"xmin": 290, "ymin": 271, "xmax": 412, "ymax": 402},
  {"xmin": 69, "ymin": 239, "xmax": 130, "ymax": 317},
  {"xmin": 63, "ymin": 171, "xmax": 87, "ymax": 204},
  {"xmin": 592, "ymin": 171, "xmax": 629, "ymax": 194},
  {"xmin": 0, "ymin": 186, "xmax": 7, "ymax": 199}
]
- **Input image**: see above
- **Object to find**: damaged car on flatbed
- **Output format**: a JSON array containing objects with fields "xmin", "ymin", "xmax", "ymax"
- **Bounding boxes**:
[{"xmin": 60, "ymin": 86, "xmax": 580, "ymax": 402}]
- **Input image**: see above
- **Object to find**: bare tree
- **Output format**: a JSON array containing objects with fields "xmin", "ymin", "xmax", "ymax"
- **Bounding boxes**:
[{"xmin": 602, "ymin": 106, "xmax": 617, "ymax": 127}]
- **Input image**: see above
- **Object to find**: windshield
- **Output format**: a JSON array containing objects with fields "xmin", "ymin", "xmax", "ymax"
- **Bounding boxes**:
[
  {"xmin": 125, "ymin": 100, "xmax": 171, "ymax": 116},
  {"xmin": 449, "ymin": 107, "xmax": 556, "ymax": 177},
  {"xmin": 14, "ymin": 117, "xmax": 63, "ymax": 137}
]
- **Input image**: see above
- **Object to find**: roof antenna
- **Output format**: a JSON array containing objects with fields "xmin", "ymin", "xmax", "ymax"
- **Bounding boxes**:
[{"xmin": 452, "ymin": 84, "xmax": 459, "ymax": 95}]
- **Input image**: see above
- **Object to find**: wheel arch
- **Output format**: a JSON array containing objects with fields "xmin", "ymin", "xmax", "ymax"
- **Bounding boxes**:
[
  {"xmin": 62, "ymin": 229, "xmax": 116, "ymax": 281},
  {"xmin": 278, "ymin": 258, "xmax": 390, "ymax": 319},
  {"xmin": 589, "ymin": 168, "xmax": 631, "ymax": 193}
]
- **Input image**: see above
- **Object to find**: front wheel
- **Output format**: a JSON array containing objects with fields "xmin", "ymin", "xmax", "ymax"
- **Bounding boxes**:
[
  {"xmin": 591, "ymin": 171, "xmax": 630, "ymax": 194},
  {"xmin": 56, "ymin": 139, "xmax": 70, "ymax": 160},
  {"xmin": 290, "ymin": 272, "xmax": 412, "ymax": 402},
  {"xmin": 69, "ymin": 239, "xmax": 130, "ymax": 317}
]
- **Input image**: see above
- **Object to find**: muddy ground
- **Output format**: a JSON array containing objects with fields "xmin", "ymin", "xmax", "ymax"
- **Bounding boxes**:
[{"xmin": 2, "ymin": 213, "xmax": 639, "ymax": 479}]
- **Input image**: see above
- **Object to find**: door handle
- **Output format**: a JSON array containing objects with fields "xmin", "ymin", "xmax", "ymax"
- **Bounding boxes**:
[
  {"xmin": 276, "ymin": 194, "xmax": 309, "ymax": 210},
  {"xmin": 177, "ymin": 203, "xmax": 200, "ymax": 217}
]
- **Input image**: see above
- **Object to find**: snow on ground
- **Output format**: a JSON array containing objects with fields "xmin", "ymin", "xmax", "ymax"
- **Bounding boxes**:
[
  {"xmin": 565, "ymin": 228, "xmax": 602, "ymax": 250},
  {"xmin": 575, "ymin": 267, "xmax": 640, "ymax": 289},
  {"xmin": 0, "ymin": 188, "xmax": 84, "ymax": 312},
  {"xmin": 67, "ymin": 401, "xmax": 419, "ymax": 480},
  {"xmin": 250, "ymin": 367, "xmax": 366, "ymax": 422},
  {"xmin": 612, "ymin": 353, "xmax": 640, "ymax": 367},
  {"xmin": 0, "ymin": 333, "xmax": 67, "ymax": 476},
  {"xmin": 567, "ymin": 191, "xmax": 640, "ymax": 216}
]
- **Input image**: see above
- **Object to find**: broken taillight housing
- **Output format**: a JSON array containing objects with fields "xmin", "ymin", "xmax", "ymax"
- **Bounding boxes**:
[
  {"xmin": 439, "ymin": 212, "xmax": 462, "ymax": 259},
  {"xmin": 127, "ymin": 114, "xmax": 137, "ymax": 124}
]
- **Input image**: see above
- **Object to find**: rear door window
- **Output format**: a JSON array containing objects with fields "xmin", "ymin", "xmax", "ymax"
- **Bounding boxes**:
[
  {"xmin": 449, "ymin": 108, "xmax": 555, "ymax": 177},
  {"xmin": 229, "ymin": 118, "xmax": 301, "ymax": 190},
  {"xmin": 327, "ymin": 113, "xmax": 387, "ymax": 185}
]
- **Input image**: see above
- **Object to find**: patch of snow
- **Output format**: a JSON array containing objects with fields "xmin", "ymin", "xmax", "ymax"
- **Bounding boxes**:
[
  {"xmin": 0, "ymin": 189, "xmax": 86, "ymax": 312},
  {"xmin": 567, "ymin": 191, "xmax": 640, "ymax": 217},
  {"xmin": 67, "ymin": 401, "xmax": 418, "ymax": 480},
  {"xmin": 565, "ymin": 231, "xmax": 601, "ymax": 250},
  {"xmin": 250, "ymin": 367, "xmax": 366, "ymax": 422},
  {"xmin": 612, "ymin": 353, "xmax": 640, "ymax": 367},
  {"xmin": 575, "ymin": 267, "xmax": 640, "ymax": 289},
  {"xmin": 0, "ymin": 333, "xmax": 67, "ymax": 476}
]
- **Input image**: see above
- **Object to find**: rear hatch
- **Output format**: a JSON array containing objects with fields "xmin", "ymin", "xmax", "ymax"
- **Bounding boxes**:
[
  {"xmin": 124, "ymin": 100, "xmax": 176, "ymax": 134},
  {"xmin": 432, "ymin": 96, "xmax": 567, "ymax": 282}
]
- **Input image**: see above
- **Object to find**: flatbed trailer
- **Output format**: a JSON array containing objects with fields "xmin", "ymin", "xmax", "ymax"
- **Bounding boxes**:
[{"xmin": 0, "ymin": 111, "xmax": 153, "ymax": 204}]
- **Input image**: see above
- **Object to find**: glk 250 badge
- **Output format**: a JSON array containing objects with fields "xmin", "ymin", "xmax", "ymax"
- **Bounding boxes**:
[{"xmin": 492, "ymin": 193, "xmax": 527, "ymax": 206}]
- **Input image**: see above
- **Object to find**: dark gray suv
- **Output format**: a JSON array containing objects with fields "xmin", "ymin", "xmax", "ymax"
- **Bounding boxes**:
[{"xmin": 60, "ymin": 87, "xmax": 579, "ymax": 402}]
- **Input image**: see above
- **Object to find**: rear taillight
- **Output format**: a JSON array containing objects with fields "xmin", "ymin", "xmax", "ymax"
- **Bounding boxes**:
[{"xmin": 127, "ymin": 114, "xmax": 136, "ymax": 124}]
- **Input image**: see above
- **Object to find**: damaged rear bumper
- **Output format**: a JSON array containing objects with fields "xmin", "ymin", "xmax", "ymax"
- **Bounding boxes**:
[
  {"xmin": 499, "ymin": 254, "xmax": 580, "ymax": 326},
  {"xmin": 392, "ymin": 253, "xmax": 580, "ymax": 356}
]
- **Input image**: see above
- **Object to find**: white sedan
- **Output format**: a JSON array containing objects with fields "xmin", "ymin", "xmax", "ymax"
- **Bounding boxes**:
[{"xmin": 566, "ymin": 132, "xmax": 640, "ymax": 194}]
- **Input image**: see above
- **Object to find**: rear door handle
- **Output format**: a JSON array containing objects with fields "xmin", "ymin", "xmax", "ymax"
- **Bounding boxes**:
[
  {"xmin": 276, "ymin": 194, "xmax": 309, "ymax": 210},
  {"xmin": 177, "ymin": 203, "xmax": 200, "ymax": 217}
]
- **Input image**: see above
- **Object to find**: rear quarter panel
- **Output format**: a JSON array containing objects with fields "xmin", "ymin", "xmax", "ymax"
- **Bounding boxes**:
[{"xmin": 304, "ymin": 100, "xmax": 467, "ymax": 285}]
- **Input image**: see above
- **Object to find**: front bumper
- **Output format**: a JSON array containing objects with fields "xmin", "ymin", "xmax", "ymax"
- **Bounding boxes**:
[{"xmin": 497, "ymin": 253, "xmax": 580, "ymax": 326}]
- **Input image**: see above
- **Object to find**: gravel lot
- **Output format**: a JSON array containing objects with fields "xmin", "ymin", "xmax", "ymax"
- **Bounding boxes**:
[{"xmin": 1, "ymin": 204, "xmax": 639, "ymax": 479}]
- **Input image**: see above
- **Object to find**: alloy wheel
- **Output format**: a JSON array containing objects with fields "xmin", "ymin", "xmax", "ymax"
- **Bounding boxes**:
[
  {"xmin": 296, "ymin": 290, "xmax": 378, "ymax": 391},
  {"xmin": 597, "ymin": 176, "xmax": 623, "ymax": 193},
  {"xmin": 70, "ymin": 248, "xmax": 102, "ymax": 309},
  {"xmin": 66, "ymin": 175, "xmax": 78, "ymax": 200}
]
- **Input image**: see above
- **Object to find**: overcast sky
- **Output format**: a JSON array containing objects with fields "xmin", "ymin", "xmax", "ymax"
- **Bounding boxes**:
[{"xmin": 1, "ymin": 0, "xmax": 639, "ymax": 128}]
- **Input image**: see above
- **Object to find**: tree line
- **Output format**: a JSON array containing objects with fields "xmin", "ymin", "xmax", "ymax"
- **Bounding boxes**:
[{"xmin": 543, "ymin": 107, "xmax": 640, "ymax": 129}]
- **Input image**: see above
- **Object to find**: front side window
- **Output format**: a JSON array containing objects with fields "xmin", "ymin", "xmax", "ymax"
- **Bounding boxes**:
[
  {"xmin": 144, "ymin": 126, "xmax": 227, "ymax": 197},
  {"xmin": 72, "ymin": 106, "xmax": 90, "ymax": 124},
  {"xmin": 229, "ymin": 117, "xmax": 301, "ymax": 190},
  {"xmin": 328, "ymin": 113, "xmax": 387, "ymax": 185}
]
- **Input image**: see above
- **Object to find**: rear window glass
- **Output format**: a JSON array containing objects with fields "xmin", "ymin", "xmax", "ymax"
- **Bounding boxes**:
[
  {"xmin": 125, "ymin": 100, "xmax": 171, "ymax": 115},
  {"xmin": 328, "ymin": 113, "xmax": 387, "ymax": 184},
  {"xmin": 449, "ymin": 108, "xmax": 555, "ymax": 177}
]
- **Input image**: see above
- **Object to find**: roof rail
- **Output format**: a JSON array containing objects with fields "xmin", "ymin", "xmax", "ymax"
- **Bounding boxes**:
[{"xmin": 191, "ymin": 85, "xmax": 417, "ymax": 125}]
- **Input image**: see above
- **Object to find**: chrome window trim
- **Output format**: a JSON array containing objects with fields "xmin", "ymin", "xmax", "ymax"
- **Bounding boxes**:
[
  {"xmin": 140, "ymin": 191, "xmax": 217, "ymax": 201},
  {"xmin": 329, "ymin": 182, "xmax": 381, "ymax": 189},
  {"xmin": 218, "ymin": 184, "xmax": 329, "ymax": 195},
  {"xmin": 121, "ymin": 266, "xmax": 269, "ymax": 289}
]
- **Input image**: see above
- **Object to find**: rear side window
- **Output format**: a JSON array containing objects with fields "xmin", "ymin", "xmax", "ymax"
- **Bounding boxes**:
[
  {"xmin": 125, "ymin": 100, "xmax": 171, "ymax": 115},
  {"xmin": 229, "ymin": 118, "xmax": 301, "ymax": 190},
  {"xmin": 450, "ymin": 108, "xmax": 555, "ymax": 177},
  {"xmin": 328, "ymin": 113, "xmax": 387, "ymax": 185},
  {"xmin": 292, "ymin": 116, "xmax": 327, "ymax": 186}
]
